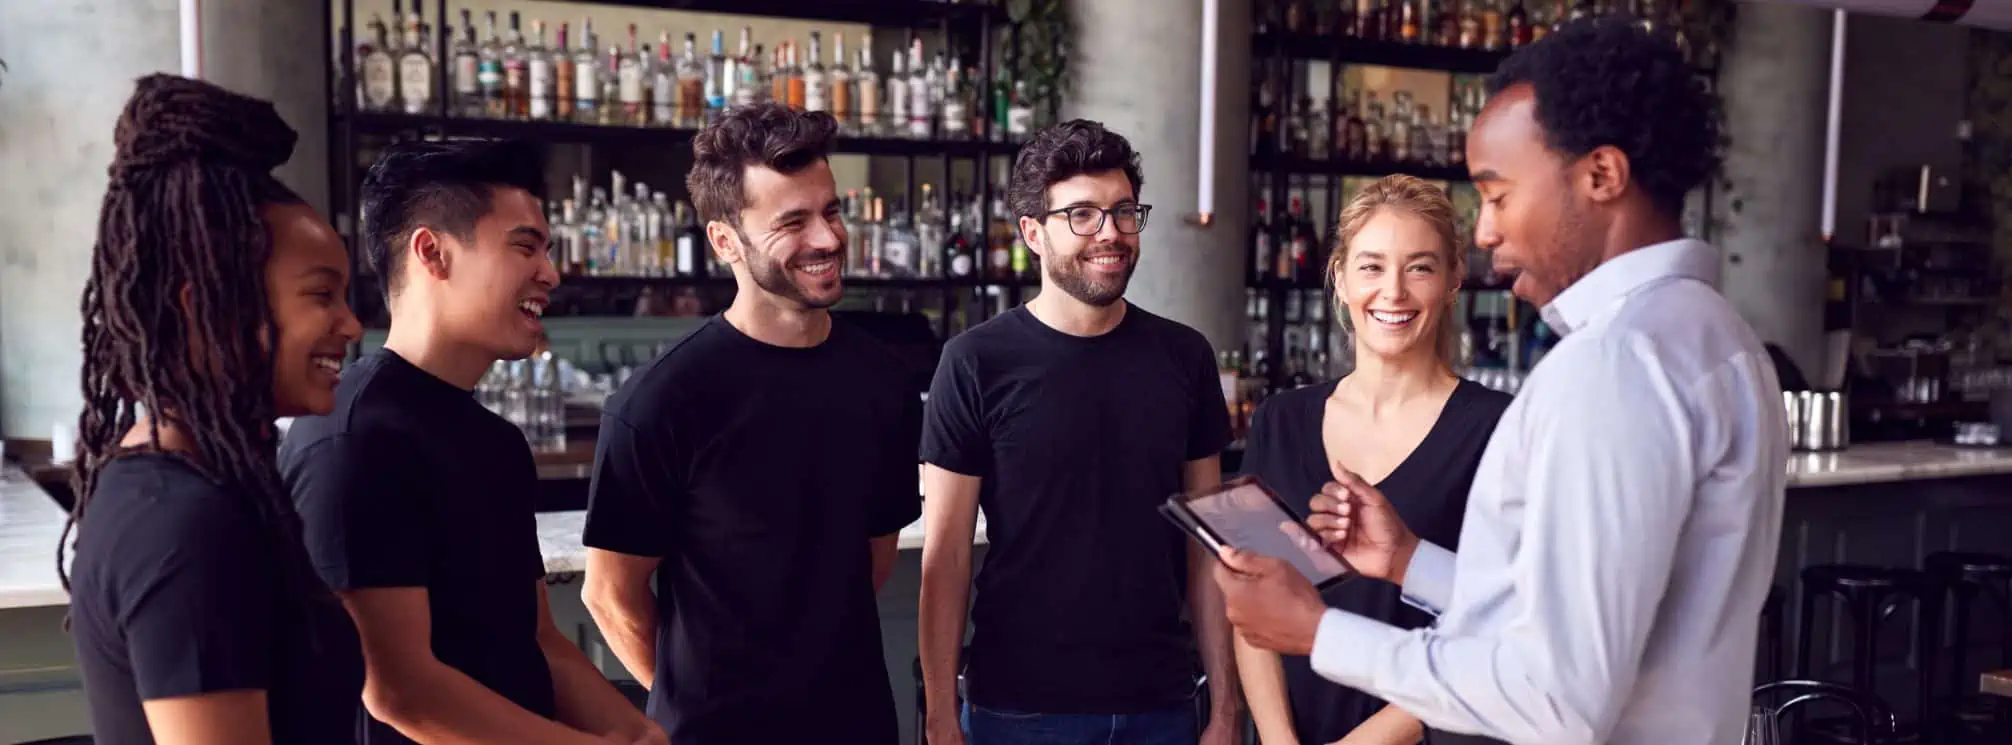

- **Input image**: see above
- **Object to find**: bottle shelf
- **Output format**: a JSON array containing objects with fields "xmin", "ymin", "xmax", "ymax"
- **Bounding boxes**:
[
  {"xmin": 508, "ymin": 0, "xmax": 1006, "ymax": 27},
  {"xmin": 1249, "ymin": 152, "xmax": 1472, "ymax": 182},
  {"xmin": 339, "ymin": 111, "xmax": 1025, "ymax": 158},
  {"xmin": 1253, "ymin": 31, "xmax": 1512, "ymax": 74}
]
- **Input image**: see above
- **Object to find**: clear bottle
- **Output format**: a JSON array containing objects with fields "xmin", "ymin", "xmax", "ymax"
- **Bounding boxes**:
[
  {"xmin": 359, "ymin": 15, "xmax": 397, "ymax": 111},
  {"xmin": 1411, "ymin": 103, "xmax": 1437, "ymax": 165},
  {"xmin": 629, "ymin": 182, "xmax": 653, "ymax": 276},
  {"xmin": 527, "ymin": 20, "xmax": 554, "ymax": 120},
  {"xmin": 887, "ymin": 52, "xmax": 909, "ymax": 138},
  {"xmin": 885, "ymin": 197, "xmax": 919, "ymax": 277},
  {"xmin": 940, "ymin": 64, "xmax": 970, "ymax": 140},
  {"xmin": 617, "ymin": 25, "xmax": 646, "ymax": 126},
  {"xmin": 829, "ymin": 34, "xmax": 853, "ymax": 129},
  {"xmin": 842, "ymin": 189, "xmax": 866, "ymax": 274},
  {"xmin": 476, "ymin": 12, "xmax": 503, "ymax": 117},
  {"xmin": 733, "ymin": 28, "xmax": 760, "ymax": 107},
  {"xmin": 451, "ymin": 10, "xmax": 480, "ymax": 114},
  {"xmin": 396, "ymin": 13, "xmax": 433, "ymax": 114},
  {"xmin": 803, "ymin": 31, "xmax": 828, "ymax": 113},
  {"xmin": 579, "ymin": 187, "xmax": 607, "ymax": 276},
  {"xmin": 915, "ymin": 184, "xmax": 945, "ymax": 278},
  {"xmin": 573, "ymin": 19, "xmax": 601, "ymax": 123},
  {"xmin": 599, "ymin": 45, "xmax": 622, "ymax": 125},
  {"xmin": 651, "ymin": 35, "xmax": 675, "ymax": 127},
  {"xmin": 502, "ymin": 12, "xmax": 527, "ymax": 118},
  {"xmin": 1006, "ymin": 80, "xmax": 1034, "ymax": 142},
  {"xmin": 1390, "ymin": 91, "xmax": 1414, "ymax": 163},
  {"xmin": 856, "ymin": 35, "xmax": 880, "ymax": 134},
  {"xmin": 706, "ymin": 29, "xmax": 729, "ymax": 114},
  {"xmin": 906, "ymin": 39, "xmax": 931, "ymax": 138}
]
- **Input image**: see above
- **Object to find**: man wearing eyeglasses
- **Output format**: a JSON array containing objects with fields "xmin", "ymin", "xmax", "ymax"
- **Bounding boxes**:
[{"xmin": 917, "ymin": 120, "xmax": 1240, "ymax": 745}]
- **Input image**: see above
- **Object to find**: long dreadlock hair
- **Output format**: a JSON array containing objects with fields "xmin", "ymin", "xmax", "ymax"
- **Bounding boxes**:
[{"xmin": 62, "ymin": 74, "xmax": 326, "ymax": 613}]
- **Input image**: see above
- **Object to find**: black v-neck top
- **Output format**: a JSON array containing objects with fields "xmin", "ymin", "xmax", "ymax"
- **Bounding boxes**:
[{"xmin": 1237, "ymin": 377, "xmax": 1512, "ymax": 743}]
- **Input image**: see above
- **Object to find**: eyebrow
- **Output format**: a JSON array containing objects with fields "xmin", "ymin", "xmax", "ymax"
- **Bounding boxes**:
[
  {"xmin": 296, "ymin": 266, "xmax": 345, "ymax": 281},
  {"xmin": 769, "ymin": 208, "xmax": 814, "ymax": 227},
  {"xmin": 1056, "ymin": 198, "xmax": 1137, "ymax": 210},
  {"xmin": 508, "ymin": 226, "xmax": 549, "ymax": 244},
  {"xmin": 1471, "ymin": 169, "xmax": 1503, "ymax": 183},
  {"xmin": 1352, "ymin": 250, "xmax": 1443, "ymax": 262}
]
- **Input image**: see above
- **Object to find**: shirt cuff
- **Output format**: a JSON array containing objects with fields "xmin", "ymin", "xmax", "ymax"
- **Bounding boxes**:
[
  {"xmin": 1309, "ymin": 607, "xmax": 1406, "ymax": 691},
  {"xmin": 1399, "ymin": 540, "xmax": 1456, "ymax": 616}
]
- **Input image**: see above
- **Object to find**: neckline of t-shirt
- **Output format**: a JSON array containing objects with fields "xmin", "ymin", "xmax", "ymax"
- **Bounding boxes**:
[
  {"xmin": 707, "ymin": 313, "xmax": 842, "ymax": 355},
  {"xmin": 1008, "ymin": 303, "xmax": 1140, "ymax": 344},
  {"xmin": 376, "ymin": 348, "xmax": 480, "ymax": 399},
  {"xmin": 1310, "ymin": 377, "xmax": 1478, "ymax": 490}
]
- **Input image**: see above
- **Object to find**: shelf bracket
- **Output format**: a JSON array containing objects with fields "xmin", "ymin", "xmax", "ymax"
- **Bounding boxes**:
[{"xmin": 1184, "ymin": 0, "xmax": 1219, "ymax": 229}]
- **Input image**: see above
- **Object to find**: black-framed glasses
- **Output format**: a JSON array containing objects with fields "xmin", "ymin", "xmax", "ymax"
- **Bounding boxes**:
[{"xmin": 1040, "ymin": 204, "xmax": 1153, "ymax": 236}]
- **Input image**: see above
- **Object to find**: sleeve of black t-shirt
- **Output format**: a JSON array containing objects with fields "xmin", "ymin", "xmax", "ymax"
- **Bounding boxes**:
[
  {"xmin": 920, "ymin": 340, "xmax": 990, "ymax": 477},
  {"xmin": 583, "ymin": 411, "xmax": 681, "ymax": 558},
  {"xmin": 288, "ymin": 433, "xmax": 432, "ymax": 589},
  {"xmin": 122, "ymin": 498, "xmax": 277, "ymax": 699},
  {"xmin": 1183, "ymin": 331, "xmax": 1234, "ymax": 461},
  {"xmin": 870, "ymin": 388, "xmax": 925, "ymax": 538}
]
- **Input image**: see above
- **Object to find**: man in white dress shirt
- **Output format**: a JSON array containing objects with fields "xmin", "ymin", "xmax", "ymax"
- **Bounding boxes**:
[{"xmin": 1215, "ymin": 16, "xmax": 1789, "ymax": 745}]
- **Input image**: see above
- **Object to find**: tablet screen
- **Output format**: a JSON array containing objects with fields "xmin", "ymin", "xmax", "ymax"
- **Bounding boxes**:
[{"xmin": 1177, "ymin": 478, "xmax": 1354, "ymax": 588}]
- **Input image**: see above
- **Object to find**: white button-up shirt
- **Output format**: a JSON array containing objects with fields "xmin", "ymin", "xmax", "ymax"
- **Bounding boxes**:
[{"xmin": 1310, "ymin": 239, "xmax": 1790, "ymax": 745}]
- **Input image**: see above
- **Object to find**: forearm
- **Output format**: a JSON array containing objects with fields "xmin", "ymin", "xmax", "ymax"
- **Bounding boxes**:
[
  {"xmin": 917, "ymin": 546, "xmax": 972, "ymax": 729},
  {"xmin": 1233, "ymin": 635, "xmax": 1296, "ymax": 745},
  {"xmin": 544, "ymin": 633, "xmax": 656, "ymax": 739},
  {"xmin": 365, "ymin": 662, "xmax": 607, "ymax": 745},
  {"xmin": 1339, "ymin": 704, "xmax": 1422, "ymax": 745},
  {"xmin": 583, "ymin": 585, "xmax": 659, "ymax": 689},
  {"xmin": 1190, "ymin": 547, "xmax": 1241, "ymax": 724}
]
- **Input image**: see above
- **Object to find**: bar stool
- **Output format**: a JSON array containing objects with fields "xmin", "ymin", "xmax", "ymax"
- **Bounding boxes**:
[
  {"xmin": 1925, "ymin": 551, "xmax": 2012, "ymax": 738},
  {"xmin": 1751, "ymin": 680, "xmax": 1896, "ymax": 744},
  {"xmin": 1795, "ymin": 564, "xmax": 1945, "ymax": 743}
]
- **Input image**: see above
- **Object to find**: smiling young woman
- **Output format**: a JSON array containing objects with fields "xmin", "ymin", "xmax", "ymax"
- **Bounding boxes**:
[{"xmin": 1234, "ymin": 174, "xmax": 1514, "ymax": 745}]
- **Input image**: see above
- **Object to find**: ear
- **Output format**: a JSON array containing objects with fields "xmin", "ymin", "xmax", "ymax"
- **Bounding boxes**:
[
  {"xmin": 410, "ymin": 226, "xmax": 450, "ymax": 280},
  {"xmin": 1018, "ymin": 215, "xmax": 1046, "ymax": 260},
  {"xmin": 706, "ymin": 219, "xmax": 743, "ymax": 264},
  {"xmin": 1582, "ymin": 145, "xmax": 1631, "ymax": 205}
]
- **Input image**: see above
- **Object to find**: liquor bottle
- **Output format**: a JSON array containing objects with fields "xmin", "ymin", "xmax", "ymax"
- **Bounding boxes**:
[
  {"xmin": 1289, "ymin": 196, "xmax": 1315, "ymax": 283},
  {"xmin": 1252, "ymin": 198, "xmax": 1273, "ymax": 281},
  {"xmin": 397, "ymin": 13, "xmax": 433, "ymax": 114},
  {"xmin": 1384, "ymin": 0, "xmax": 1405, "ymax": 41},
  {"xmin": 841, "ymin": 190, "xmax": 864, "ymax": 273},
  {"xmin": 829, "ymin": 34, "xmax": 852, "ymax": 129},
  {"xmin": 786, "ymin": 41, "xmax": 808, "ymax": 111},
  {"xmin": 1343, "ymin": 90, "xmax": 1369, "ymax": 160},
  {"xmin": 1358, "ymin": 0, "xmax": 1383, "ymax": 40},
  {"xmin": 941, "ymin": 64, "xmax": 970, "ymax": 140},
  {"xmin": 907, "ymin": 40, "xmax": 931, "ymax": 139},
  {"xmin": 573, "ymin": 19, "xmax": 600, "ymax": 123},
  {"xmin": 1251, "ymin": 61, "xmax": 1277, "ymax": 155},
  {"xmin": 979, "ymin": 197, "xmax": 1007, "ymax": 280},
  {"xmin": 1411, "ymin": 104, "xmax": 1437, "ymax": 166},
  {"xmin": 599, "ymin": 44, "xmax": 623, "ymax": 125},
  {"xmin": 1363, "ymin": 91, "xmax": 1387, "ymax": 161},
  {"xmin": 1481, "ymin": 0, "xmax": 1506, "ymax": 50},
  {"xmin": 887, "ymin": 52, "xmax": 909, "ymax": 139},
  {"xmin": 752, "ymin": 44, "xmax": 770, "ymax": 105},
  {"xmin": 1399, "ymin": 0, "xmax": 1422, "ymax": 42},
  {"xmin": 629, "ymin": 182, "xmax": 654, "ymax": 276},
  {"xmin": 675, "ymin": 200, "xmax": 700, "ymax": 277},
  {"xmin": 947, "ymin": 198, "xmax": 978, "ymax": 279},
  {"xmin": 678, "ymin": 33, "xmax": 705, "ymax": 127},
  {"xmin": 555, "ymin": 23, "xmax": 575, "ymax": 121},
  {"xmin": 476, "ymin": 12, "xmax": 503, "ymax": 117},
  {"xmin": 803, "ymin": 32, "xmax": 828, "ymax": 113},
  {"xmin": 651, "ymin": 192, "xmax": 675, "ymax": 275},
  {"xmin": 1509, "ymin": 0, "xmax": 1533, "ymax": 46},
  {"xmin": 617, "ymin": 24, "xmax": 646, "ymax": 126},
  {"xmin": 1285, "ymin": 0, "xmax": 1308, "ymax": 32},
  {"xmin": 528, "ymin": 21, "xmax": 554, "ymax": 120},
  {"xmin": 1459, "ymin": 0, "xmax": 1483, "ymax": 47},
  {"xmin": 1435, "ymin": 0, "xmax": 1461, "ymax": 46},
  {"xmin": 706, "ymin": 30, "xmax": 728, "ymax": 115},
  {"xmin": 734, "ymin": 28, "xmax": 760, "ymax": 107},
  {"xmin": 915, "ymin": 185, "xmax": 944, "ymax": 278},
  {"xmin": 359, "ymin": 15, "xmax": 396, "ymax": 111},
  {"xmin": 866, "ymin": 197, "xmax": 888, "ymax": 277},
  {"xmin": 651, "ymin": 34, "xmax": 675, "ymax": 126},
  {"xmin": 451, "ymin": 10, "xmax": 480, "ymax": 115},
  {"xmin": 856, "ymin": 35, "xmax": 880, "ymax": 134},
  {"xmin": 1304, "ymin": 96, "xmax": 1329, "ymax": 160},
  {"xmin": 1006, "ymin": 81, "xmax": 1034, "ymax": 143},
  {"xmin": 502, "ymin": 12, "xmax": 528, "ymax": 118},
  {"xmin": 1390, "ymin": 91, "xmax": 1414, "ymax": 163},
  {"xmin": 1447, "ymin": 103, "xmax": 1468, "ymax": 167}
]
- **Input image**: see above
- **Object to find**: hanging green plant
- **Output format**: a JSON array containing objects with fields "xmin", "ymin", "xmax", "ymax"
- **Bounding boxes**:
[{"xmin": 1004, "ymin": 0, "xmax": 1073, "ymax": 124}]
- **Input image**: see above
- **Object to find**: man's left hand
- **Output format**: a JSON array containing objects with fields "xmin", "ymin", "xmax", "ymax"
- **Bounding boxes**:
[{"xmin": 1214, "ymin": 548, "xmax": 1327, "ymax": 657}]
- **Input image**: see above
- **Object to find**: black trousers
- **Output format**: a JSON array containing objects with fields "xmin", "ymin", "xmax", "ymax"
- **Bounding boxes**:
[{"xmin": 1424, "ymin": 729, "xmax": 1510, "ymax": 745}]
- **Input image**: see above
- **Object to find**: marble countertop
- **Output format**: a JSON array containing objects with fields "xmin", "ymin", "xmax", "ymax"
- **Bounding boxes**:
[
  {"xmin": 10, "ymin": 440, "xmax": 2012, "ymax": 610},
  {"xmin": 0, "ymin": 466, "xmax": 71, "ymax": 609}
]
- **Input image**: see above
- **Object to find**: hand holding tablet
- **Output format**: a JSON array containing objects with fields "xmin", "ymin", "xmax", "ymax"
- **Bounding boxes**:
[{"xmin": 1159, "ymin": 475, "xmax": 1355, "ymax": 589}]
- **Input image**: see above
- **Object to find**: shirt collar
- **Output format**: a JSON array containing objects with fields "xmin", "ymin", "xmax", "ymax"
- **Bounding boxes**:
[{"xmin": 1539, "ymin": 238, "xmax": 1719, "ymax": 336}]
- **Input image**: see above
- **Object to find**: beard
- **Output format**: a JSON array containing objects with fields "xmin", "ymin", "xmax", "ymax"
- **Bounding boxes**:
[
  {"xmin": 1046, "ymin": 246, "xmax": 1136, "ymax": 307},
  {"xmin": 743, "ymin": 230, "xmax": 843, "ymax": 310}
]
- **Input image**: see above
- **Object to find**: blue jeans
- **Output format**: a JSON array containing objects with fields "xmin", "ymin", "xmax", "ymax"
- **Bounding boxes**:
[{"xmin": 961, "ymin": 701, "xmax": 1198, "ymax": 745}]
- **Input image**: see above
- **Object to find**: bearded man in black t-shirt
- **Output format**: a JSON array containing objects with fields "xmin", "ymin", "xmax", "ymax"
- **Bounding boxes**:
[{"xmin": 916, "ymin": 120, "xmax": 1240, "ymax": 745}]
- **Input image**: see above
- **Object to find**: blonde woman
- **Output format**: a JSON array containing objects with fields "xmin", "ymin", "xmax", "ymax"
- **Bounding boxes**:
[{"xmin": 1235, "ymin": 175, "xmax": 1512, "ymax": 745}]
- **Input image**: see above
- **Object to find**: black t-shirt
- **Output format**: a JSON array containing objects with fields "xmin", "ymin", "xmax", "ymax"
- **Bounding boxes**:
[
  {"xmin": 920, "ymin": 304, "xmax": 1233, "ymax": 715},
  {"xmin": 1239, "ymin": 378, "xmax": 1510, "ymax": 744},
  {"xmin": 280, "ymin": 349, "xmax": 556, "ymax": 744},
  {"xmin": 68, "ymin": 453, "xmax": 364, "ymax": 745},
  {"xmin": 583, "ymin": 315, "xmax": 921, "ymax": 744}
]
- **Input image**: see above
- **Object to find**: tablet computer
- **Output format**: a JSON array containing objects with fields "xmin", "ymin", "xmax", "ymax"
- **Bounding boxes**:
[{"xmin": 1159, "ymin": 475, "xmax": 1356, "ymax": 590}]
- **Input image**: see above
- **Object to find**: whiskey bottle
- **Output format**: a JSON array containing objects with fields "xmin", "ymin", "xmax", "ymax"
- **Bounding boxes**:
[
  {"xmin": 677, "ymin": 33, "xmax": 705, "ymax": 127},
  {"xmin": 1459, "ymin": 0, "xmax": 1483, "ymax": 48},
  {"xmin": 1435, "ymin": 0, "xmax": 1462, "ymax": 46},
  {"xmin": 502, "ymin": 12, "xmax": 528, "ymax": 118},
  {"xmin": 804, "ymin": 32, "xmax": 829, "ymax": 113},
  {"xmin": 359, "ymin": 14, "xmax": 396, "ymax": 111},
  {"xmin": 396, "ymin": 13, "xmax": 433, "ymax": 115},
  {"xmin": 1481, "ymin": 0, "xmax": 1506, "ymax": 50},
  {"xmin": 1399, "ymin": 0, "xmax": 1422, "ymax": 42},
  {"xmin": 554, "ymin": 23, "xmax": 575, "ymax": 121}
]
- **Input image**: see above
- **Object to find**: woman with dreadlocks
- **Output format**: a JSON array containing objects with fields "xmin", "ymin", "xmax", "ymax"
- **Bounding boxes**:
[{"xmin": 61, "ymin": 74, "xmax": 365, "ymax": 745}]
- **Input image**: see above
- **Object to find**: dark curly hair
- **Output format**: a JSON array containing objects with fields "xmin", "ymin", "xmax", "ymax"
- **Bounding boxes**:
[
  {"xmin": 687, "ymin": 102, "xmax": 839, "ymax": 226},
  {"xmin": 361, "ymin": 138, "xmax": 547, "ymax": 301},
  {"xmin": 66, "ymin": 74, "xmax": 325, "ymax": 613},
  {"xmin": 1488, "ymin": 14, "xmax": 1720, "ymax": 216},
  {"xmin": 1008, "ymin": 119, "xmax": 1144, "ymax": 219}
]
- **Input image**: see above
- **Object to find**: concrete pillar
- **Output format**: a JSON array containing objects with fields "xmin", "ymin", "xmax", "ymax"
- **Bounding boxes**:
[
  {"xmin": 1067, "ymin": 0, "xmax": 1251, "ymax": 351},
  {"xmin": 0, "ymin": 0, "xmax": 329, "ymax": 438},
  {"xmin": 1715, "ymin": 2, "xmax": 1834, "ymax": 382}
]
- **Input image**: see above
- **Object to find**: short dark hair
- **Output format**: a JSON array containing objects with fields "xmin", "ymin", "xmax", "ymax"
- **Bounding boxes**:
[
  {"xmin": 1488, "ymin": 14, "xmax": 1719, "ymax": 216},
  {"xmin": 360, "ymin": 138, "xmax": 547, "ymax": 299},
  {"xmin": 687, "ymin": 102, "xmax": 839, "ymax": 226},
  {"xmin": 1008, "ymin": 119, "xmax": 1144, "ymax": 219}
]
